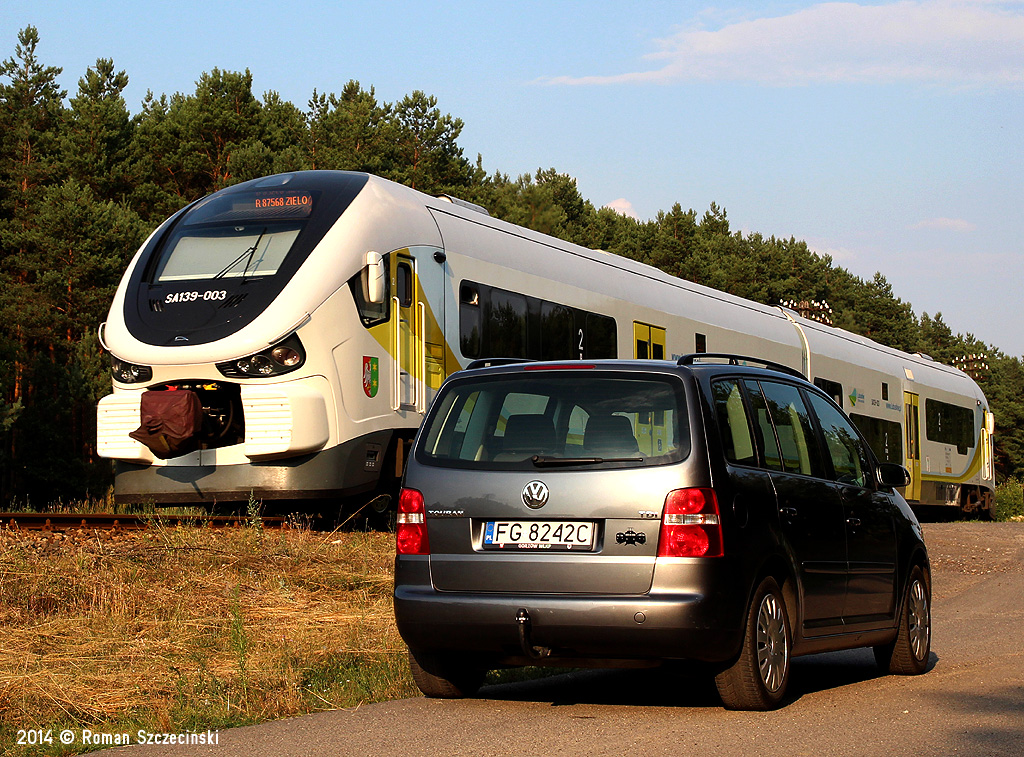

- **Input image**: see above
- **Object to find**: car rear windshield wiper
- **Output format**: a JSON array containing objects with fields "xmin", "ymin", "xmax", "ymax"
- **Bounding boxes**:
[{"xmin": 531, "ymin": 455, "xmax": 645, "ymax": 467}]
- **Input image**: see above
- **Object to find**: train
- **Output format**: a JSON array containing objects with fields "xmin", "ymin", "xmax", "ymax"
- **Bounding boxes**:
[{"xmin": 96, "ymin": 170, "xmax": 995, "ymax": 518}]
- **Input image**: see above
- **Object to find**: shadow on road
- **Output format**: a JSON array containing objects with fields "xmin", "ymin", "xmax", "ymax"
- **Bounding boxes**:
[
  {"xmin": 477, "ymin": 647, "xmax": 937, "ymax": 709},
  {"xmin": 925, "ymin": 684, "xmax": 1024, "ymax": 754}
]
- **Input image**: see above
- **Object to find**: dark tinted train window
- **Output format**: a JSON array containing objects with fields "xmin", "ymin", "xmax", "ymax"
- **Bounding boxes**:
[
  {"xmin": 541, "ymin": 303, "xmax": 574, "ymax": 360},
  {"xmin": 925, "ymin": 399, "xmax": 975, "ymax": 455},
  {"xmin": 808, "ymin": 393, "xmax": 872, "ymax": 488},
  {"xmin": 585, "ymin": 313, "xmax": 617, "ymax": 358},
  {"xmin": 396, "ymin": 262, "xmax": 413, "ymax": 308},
  {"xmin": 458, "ymin": 280, "xmax": 617, "ymax": 361},
  {"xmin": 712, "ymin": 379, "xmax": 756, "ymax": 466},
  {"xmin": 486, "ymin": 290, "xmax": 527, "ymax": 358},
  {"xmin": 813, "ymin": 377, "xmax": 843, "ymax": 408},
  {"xmin": 460, "ymin": 284, "xmax": 481, "ymax": 358},
  {"xmin": 349, "ymin": 253, "xmax": 389, "ymax": 326},
  {"xmin": 850, "ymin": 413, "xmax": 903, "ymax": 465}
]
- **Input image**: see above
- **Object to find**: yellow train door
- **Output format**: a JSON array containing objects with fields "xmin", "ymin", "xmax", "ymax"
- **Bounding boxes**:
[
  {"xmin": 633, "ymin": 322, "xmax": 667, "ymax": 456},
  {"xmin": 903, "ymin": 391, "xmax": 922, "ymax": 501},
  {"xmin": 392, "ymin": 249, "xmax": 445, "ymax": 414}
]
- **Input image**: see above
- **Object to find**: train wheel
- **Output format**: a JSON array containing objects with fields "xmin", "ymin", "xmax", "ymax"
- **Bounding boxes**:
[{"xmin": 364, "ymin": 492, "xmax": 396, "ymax": 530}]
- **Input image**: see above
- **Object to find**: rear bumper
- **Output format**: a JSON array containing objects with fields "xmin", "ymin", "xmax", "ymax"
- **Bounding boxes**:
[{"xmin": 394, "ymin": 577, "xmax": 744, "ymax": 665}]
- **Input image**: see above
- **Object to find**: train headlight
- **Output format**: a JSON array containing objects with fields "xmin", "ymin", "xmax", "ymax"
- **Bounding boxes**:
[
  {"xmin": 271, "ymin": 345, "xmax": 302, "ymax": 367},
  {"xmin": 217, "ymin": 334, "xmax": 306, "ymax": 378},
  {"xmin": 110, "ymin": 357, "xmax": 153, "ymax": 384}
]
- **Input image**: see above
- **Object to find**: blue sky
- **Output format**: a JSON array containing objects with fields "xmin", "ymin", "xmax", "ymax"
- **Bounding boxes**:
[{"xmin": 3, "ymin": 0, "xmax": 1023, "ymax": 357}]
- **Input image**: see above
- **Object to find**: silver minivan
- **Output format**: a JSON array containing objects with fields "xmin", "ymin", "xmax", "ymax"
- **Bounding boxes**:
[{"xmin": 393, "ymin": 356, "xmax": 931, "ymax": 710}]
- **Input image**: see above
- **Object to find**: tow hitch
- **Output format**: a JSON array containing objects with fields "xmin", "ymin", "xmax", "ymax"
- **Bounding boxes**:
[{"xmin": 515, "ymin": 608, "xmax": 552, "ymax": 660}]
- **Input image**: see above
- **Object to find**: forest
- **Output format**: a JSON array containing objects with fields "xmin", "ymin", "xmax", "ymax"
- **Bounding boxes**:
[{"xmin": 1, "ymin": 25, "xmax": 1022, "ymax": 506}]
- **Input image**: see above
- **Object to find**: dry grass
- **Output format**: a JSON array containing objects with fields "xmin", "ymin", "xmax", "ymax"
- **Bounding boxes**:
[{"xmin": 0, "ymin": 521, "xmax": 418, "ymax": 756}]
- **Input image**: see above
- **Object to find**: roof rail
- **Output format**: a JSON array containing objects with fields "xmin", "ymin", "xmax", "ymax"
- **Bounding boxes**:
[
  {"xmin": 465, "ymin": 358, "xmax": 536, "ymax": 370},
  {"xmin": 676, "ymin": 353, "xmax": 806, "ymax": 379}
]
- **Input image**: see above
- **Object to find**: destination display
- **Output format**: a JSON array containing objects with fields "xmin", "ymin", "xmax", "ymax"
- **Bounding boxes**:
[{"xmin": 253, "ymin": 193, "xmax": 313, "ymax": 212}]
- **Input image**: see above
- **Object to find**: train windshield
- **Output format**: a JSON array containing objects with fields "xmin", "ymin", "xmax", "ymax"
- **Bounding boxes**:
[{"xmin": 151, "ymin": 189, "xmax": 318, "ymax": 282}]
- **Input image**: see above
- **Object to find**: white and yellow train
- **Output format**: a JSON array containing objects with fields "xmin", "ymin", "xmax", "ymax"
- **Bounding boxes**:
[{"xmin": 97, "ymin": 171, "xmax": 995, "ymax": 516}]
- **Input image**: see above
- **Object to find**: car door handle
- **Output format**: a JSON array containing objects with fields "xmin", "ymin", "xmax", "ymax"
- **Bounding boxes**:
[
  {"xmin": 780, "ymin": 507, "xmax": 798, "ymax": 518},
  {"xmin": 846, "ymin": 517, "xmax": 862, "ymax": 527}
]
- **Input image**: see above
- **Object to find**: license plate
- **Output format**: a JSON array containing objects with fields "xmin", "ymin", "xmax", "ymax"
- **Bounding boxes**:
[{"xmin": 482, "ymin": 520, "xmax": 595, "ymax": 551}]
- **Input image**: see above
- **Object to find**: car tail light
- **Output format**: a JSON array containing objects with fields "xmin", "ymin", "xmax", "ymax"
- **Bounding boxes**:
[
  {"xmin": 657, "ymin": 488, "xmax": 723, "ymax": 557},
  {"xmin": 396, "ymin": 488, "xmax": 430, "ymax": 555}
]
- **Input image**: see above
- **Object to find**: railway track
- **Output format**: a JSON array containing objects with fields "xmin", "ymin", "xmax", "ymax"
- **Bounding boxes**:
[{"xmin": 0, "ymin": 511, "xmax": 293, "ymax": 532}]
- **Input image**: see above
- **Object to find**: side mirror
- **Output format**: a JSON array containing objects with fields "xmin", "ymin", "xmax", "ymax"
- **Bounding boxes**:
[
  {"xmin": 363, "ymin": 251, "xmax": 385, "ymax": 304},
  {"xmin": 877, "ymin": 462, "xmax": 912, "ymax": 489}
]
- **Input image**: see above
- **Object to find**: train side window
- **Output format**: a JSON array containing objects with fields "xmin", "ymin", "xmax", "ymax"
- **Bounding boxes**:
[
  {"xmin": 396, "ymin": 262, "xmax": 413, "ymax": 307},
  {"xmin": 850, "ymin": 413, "xmax": 903, "ymax": 465},
  {"xmin": 460, "ymin": 283, "xmax": 481, "ymax": 358},
  {"xmin": 349, "ymin": 254, "xmax": 389, "ymax": 326},
  {"xmin": 486, "ymin": 290, "xmax": 527, "ymax": 358},
  {"xmin": 925, "ymin": 398, "xmax": 975, "ymax": 455},
  {"xmin": 813, "ymin": 377, "xmax": 843, "ymax": 408},
  {"xmin": 540, "ymin": 302, "xmax": 574, "ymax": 360},
  {"xmin": 585, "ymin": 313, "xmax": 617, "ymax": 358}
]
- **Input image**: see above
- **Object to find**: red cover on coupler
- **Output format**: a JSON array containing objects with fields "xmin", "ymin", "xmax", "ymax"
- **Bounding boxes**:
[{"xmin": 129, "ymin": 389, "xmax": 203, "ymax": 459}]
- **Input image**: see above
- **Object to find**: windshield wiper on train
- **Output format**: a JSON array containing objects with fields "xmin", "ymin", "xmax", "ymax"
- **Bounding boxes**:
[
  {"xmin": 213, "ymin": 227, "xmax": 267, "ymax": 280},
  {"xmin": 531, "ymin": 455, "xmax": 645, "ymax": 467}
]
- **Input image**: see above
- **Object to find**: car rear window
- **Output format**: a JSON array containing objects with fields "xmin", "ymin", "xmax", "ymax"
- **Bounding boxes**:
[{"xmin": 416, "ymin": 372, "xmax": 689, "ymax": 470}]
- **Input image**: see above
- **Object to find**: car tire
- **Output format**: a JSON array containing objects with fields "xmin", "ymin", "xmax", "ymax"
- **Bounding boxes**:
[
  {"xmin": 408, "ymin": 648, "xmax": 484, "ymax": 699},
  {"xmin": 715, "ymin": 576, "xmax": 791, "ymax": 710},
  {"xmin": 874, "ymin": 564, "xmax": 931, "ymax": 675}
]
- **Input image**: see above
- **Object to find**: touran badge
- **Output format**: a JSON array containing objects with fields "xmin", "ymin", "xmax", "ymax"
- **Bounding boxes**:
[{"xmin": 522, "ymin": 480, "xmax": 549, "ymax": 509}]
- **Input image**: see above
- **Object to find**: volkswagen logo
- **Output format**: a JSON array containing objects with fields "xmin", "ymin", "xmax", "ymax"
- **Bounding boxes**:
[{"xmin": 522, "ymin": 480, "xmax": 549, "ymax": 509}]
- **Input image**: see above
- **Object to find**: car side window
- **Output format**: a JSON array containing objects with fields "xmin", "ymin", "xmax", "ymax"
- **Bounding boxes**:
[
  {"xmin": 712, "ymin": 379, "xmax": 757, "ymax": 466},
  {"xmin": 755, "ymin": 380, "xmax": 823, "ymax": 478},
  {"xmin": 743, "ymin": 380, "xmax": 784, "ymax": 471},
  {"xmin": 807, "ymin": 392, "xmax": 873, "ymax": 488}
]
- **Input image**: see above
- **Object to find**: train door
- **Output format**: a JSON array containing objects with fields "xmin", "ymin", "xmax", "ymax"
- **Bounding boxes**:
[
  {"xmin": 633, "ymin": 322, "xmax": 667, "ymax": 456},
  {"xmin": 903, "ymin": 391, "xmax": 922, "ymax": 501},
  {"xmin": 391, "ymin": 248, "xmax": 446, "ymax": 414},
  {"xmin": 982, "ymin": 410, "xmax": 994, "ymax": 483}
]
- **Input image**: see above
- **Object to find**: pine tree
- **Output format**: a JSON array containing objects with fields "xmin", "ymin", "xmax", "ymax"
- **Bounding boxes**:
[
  {"xmin": 59, "ymin": 58, "xmax": 134, "ymax": 202},
  {"xmin": 384, "ymin": 90, "xmax": 471, "ymax": 193}
]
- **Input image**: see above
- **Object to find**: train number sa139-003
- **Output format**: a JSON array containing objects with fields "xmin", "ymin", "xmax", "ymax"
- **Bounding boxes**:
[{"xmin": 164, "ymin": 290, "xmax": 228, "ymax": 304}]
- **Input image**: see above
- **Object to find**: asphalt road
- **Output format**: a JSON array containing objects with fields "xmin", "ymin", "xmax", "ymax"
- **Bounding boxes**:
[{"xmin": 101, "ymin": 522, "xmax": 1024, "ymax": 757}]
